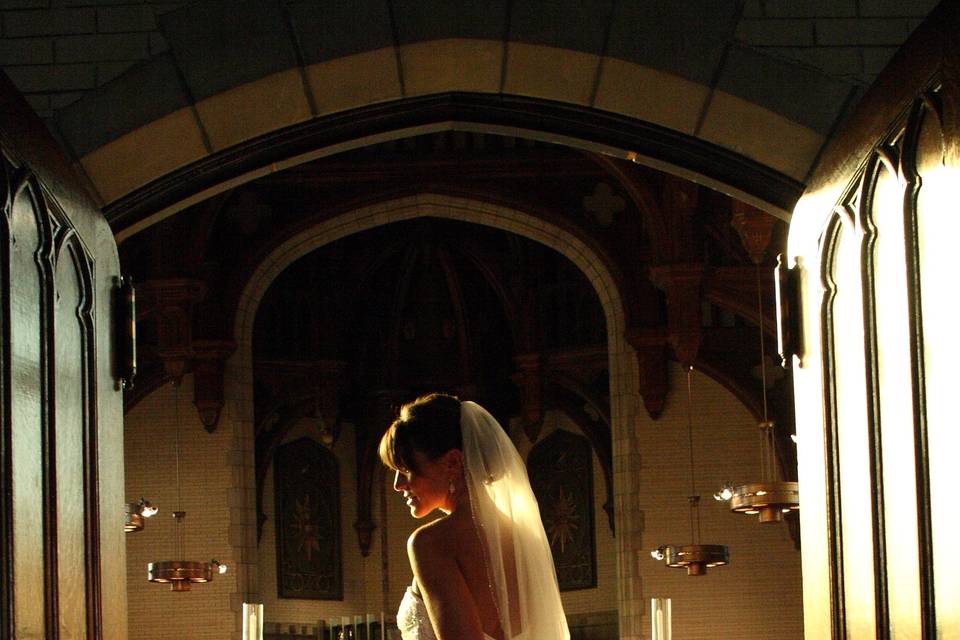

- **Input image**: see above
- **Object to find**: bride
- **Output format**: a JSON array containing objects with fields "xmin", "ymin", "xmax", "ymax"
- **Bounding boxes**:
[{"xmin": 379, "ymin": 393, "xmax": 570, "ymax": 640}]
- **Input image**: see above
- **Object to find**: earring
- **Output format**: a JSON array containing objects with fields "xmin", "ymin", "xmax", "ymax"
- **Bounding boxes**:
[{"xmin": 448, "ymin": 481, "xmax": 456, "ymax": 495}]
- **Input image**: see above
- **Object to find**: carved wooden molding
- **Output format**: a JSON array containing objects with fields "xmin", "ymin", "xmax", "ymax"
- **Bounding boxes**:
[
  {"xmin": 703, "ymin": 265, "xmax": 777, "ymax": 334},
  {"xmin": 648, "ymin": 263, "xmax": 704, "ymax": 367},
  {"xmin": 661, "ymin": 174, "xmax": 701, "ymax": 262},
  {"xmin": 730, "ymin": 201, "xmax": 778, "ymax": 265},
  {"xmin": 512, "ymin": 353, "xmax": 544, "ymax": 442},
  {"xmin": 191, "ymin": 339, "xmax": 236, "ymax": 432},
  {"xmin": 137, "ymin": 278, "xmax": 205, "ymax": 382},
  {"xmin": 626, "ymin": 327, "xmax": 669, "ymax": 419},
  {"xmin": 352, "ymin": 391, "xmax": 404, "ymax": 557},
  {"xmin": 254, "ymin": 358, "xmax": 348, "ymax": 430}
]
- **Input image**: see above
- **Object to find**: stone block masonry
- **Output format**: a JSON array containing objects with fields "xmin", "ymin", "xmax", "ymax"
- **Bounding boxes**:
[
  {"xmin": 736, "ymin": 0, "xmax": 939, "ymax": 85},
  {"xmin": 0, "ymin": 1, "xmax": 184, "ymax": 119}
]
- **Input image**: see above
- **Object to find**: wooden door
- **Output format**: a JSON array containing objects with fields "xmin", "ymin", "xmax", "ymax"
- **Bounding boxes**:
[
  {"xmin": 1, "ymin": 73, "xmax": 126, "ymax": 638},
  {"xmin": 786, "ymin": 3, "xmax": 960, "ymax": 639}
]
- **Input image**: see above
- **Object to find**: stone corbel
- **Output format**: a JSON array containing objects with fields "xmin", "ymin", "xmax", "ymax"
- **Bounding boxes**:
[
  {"xmin": 661, "ymin": 174, "xmax": 700, "ymax": 261},
  {"xmin": 192, "ymin": 339, "xmax": 236, "ymax": 432},
  {"xmin": 312, "ymin": 359, "xmax": 348, "ymax": 432},
  {"xmin": 648, "ymin": 263, "xmax": 704, "ymax": 367},
  {"xmin": 626, "ymin": 328, "xmax": 669, "ymax": 419},
  {"xmin": 730, "ymin": 201, "xmax": 778, "ymax": 265},
  {"xmin": 354, "ymin": 519, "xmax": 376, "ymax": 559},
  {"xmin": 511, "ymin": 353, "xmax": 544, "ymax": 442},
  {"xmin": 138, "ymin": 278, "xmax": 205, "ymax": 382}
]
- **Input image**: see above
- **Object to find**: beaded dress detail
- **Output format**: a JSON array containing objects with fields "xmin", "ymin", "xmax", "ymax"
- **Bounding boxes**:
[
  {"xmin": 396, "ymin": 582, "xmax": 436, "ymax": 640},
  {"xmin": 396, "ymin": 581, "xmax": 497, "ymax": 640}
]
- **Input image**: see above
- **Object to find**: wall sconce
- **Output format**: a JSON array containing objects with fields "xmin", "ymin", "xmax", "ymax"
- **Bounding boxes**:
[{"xmin": 124, "ymin": 497, "xmax": 157, "ymax": 532}]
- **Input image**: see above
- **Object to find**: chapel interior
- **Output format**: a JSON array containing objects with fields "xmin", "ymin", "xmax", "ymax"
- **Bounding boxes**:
[{"xmin": 1, "ymin": 1, "xmax": 956, "ymax": 639}]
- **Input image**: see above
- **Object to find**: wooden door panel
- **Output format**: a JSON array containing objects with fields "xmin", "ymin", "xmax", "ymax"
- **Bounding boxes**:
[
  {"xmin": 8, "ymin": 173, "xmax": 47, "ymax": 638},
  {"xmin": 788, "ymin": 4, "xmax": 960, "ymax": 638},
  {"xmin": 55, "ymin": 240, "xmax": 91, "ymax": 639},
  {"xmin": 2, "ymin": 71, "xmax": 123, "ymax": 639},
  {"xmin": 824, "ymin": 216, "xmax": 877, "ymax": 638},
  {"xmin": 915, "ymin": 91, "xmax": 960, "ymax": 638}
]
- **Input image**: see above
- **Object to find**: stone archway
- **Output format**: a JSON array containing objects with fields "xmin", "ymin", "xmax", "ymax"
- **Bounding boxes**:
[{"xmin": 225, "ymin": 193, "xmax": 646, "ymax": 637}]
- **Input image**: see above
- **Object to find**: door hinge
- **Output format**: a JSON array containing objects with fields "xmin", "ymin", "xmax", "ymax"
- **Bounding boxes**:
[
  {"xmin": 114, "ymin": 275, "xmax": 137, "ymax": 390},
  {"xmin": 775, "ymin": 254, "xmax": 803, "ymax": 368}
]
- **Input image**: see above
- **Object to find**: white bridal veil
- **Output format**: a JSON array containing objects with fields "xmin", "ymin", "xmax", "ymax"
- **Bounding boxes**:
[{"xmin": 460, "ymin": 401, "xmax": 570, "ymax": 640}]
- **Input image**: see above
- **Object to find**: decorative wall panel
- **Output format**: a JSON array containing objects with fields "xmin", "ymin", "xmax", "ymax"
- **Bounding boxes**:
[
  {"xmin": 274, "ymin": 437, "xmax": 342, "ymax": 600},
  {"xmin": 529, "ymin": 429, "xmax": 597, "ymax": 591}
]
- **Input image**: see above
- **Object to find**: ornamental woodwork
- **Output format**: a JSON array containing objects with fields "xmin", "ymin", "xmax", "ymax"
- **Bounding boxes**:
[
  {"xmin": 788, "ymin": 4, "xmax": 960, "ymax": 636},
  {"xmin": 730, "ymin": 201, "xmax": 778, "ymax": 265},
  {"xmin": 137, "ymin": 278, "xmax": 204, "ymax": 382},
  {"xmin": 2, "ymin": 71, "xmax": 123, "ymax": 639},
  {"xmin": 512, "ymin": 353, "xmax": 544, "ymax": 442},
  {"xmin": 626, "ymin": 328, "xmax": 669, "ymax": 420},
  {"xmin": 648, "ymin": 263, "xmax": 704, "ymax": 367},
  {"xmin": 191, "ymin": 339, "xmax": 236, "ymax": 432}
]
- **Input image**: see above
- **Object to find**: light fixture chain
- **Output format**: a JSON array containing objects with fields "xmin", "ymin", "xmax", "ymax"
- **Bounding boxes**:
[
  {"xmin": 685, "ymin": 367, "xmax": 701, "ymax": 544},
  {"xmin": 755, "ymin": 263, "xmax": 769, "ymax": 422},
  {"xmin": 755, "ymin": 263, "xmax": 774, "ymax": 481},
  {"xmin": 174, "ymin": 380, "xmax": 183, "ymax": 559}
]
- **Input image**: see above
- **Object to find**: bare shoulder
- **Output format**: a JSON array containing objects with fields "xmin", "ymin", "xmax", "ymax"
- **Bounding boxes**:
[{"xmin": 407, "ymin": 516, "xmax": 457, "ymax": 557}]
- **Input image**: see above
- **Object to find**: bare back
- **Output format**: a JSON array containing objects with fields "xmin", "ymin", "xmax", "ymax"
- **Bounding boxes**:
[{"xmin": 410, "ymin": 506, "xmax": 521, "ymax": 640}]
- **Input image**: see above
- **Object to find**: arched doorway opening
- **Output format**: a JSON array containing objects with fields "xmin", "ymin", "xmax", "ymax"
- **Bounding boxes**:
[{"xmin": 119, "ymin": 122, "xmax": 799, "ymax": 640}]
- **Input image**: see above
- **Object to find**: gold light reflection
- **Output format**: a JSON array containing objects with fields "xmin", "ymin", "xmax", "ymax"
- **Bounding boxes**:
[
  {"xmin": 916, "ymin": 161, "xmax": 960, "ymax": 633},
  {"xmin": 787, "ymin": 188, "xmax": 832, "ymax": 640},
  {"xmin": 831, "ymin": 218, "xmax": 877, "ymax": 637},
  {"xmin": 872, "ymin": 163, "xmax": 922, "ymax": 635}
]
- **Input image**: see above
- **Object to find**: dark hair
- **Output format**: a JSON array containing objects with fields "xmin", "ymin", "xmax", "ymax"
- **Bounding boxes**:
[{"xmin": 379, "ymin": 393, "xmax": 462, "ymax": 473}]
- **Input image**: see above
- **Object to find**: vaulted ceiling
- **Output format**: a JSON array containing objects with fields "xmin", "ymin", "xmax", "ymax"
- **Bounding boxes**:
[{"xmin": 118, "ymin": 129, "xmax": 799, "ymax": 550}]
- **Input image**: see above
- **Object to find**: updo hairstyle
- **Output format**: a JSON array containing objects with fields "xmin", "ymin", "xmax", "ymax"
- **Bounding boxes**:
[{"xmin": 379, "ymin": 393, "xmax": 462, "ymax": 473}]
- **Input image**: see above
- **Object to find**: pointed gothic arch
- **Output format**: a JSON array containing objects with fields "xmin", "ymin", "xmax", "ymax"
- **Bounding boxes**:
[{"xmin": 228, "ymin": 193, "xmax": 647, "ymax": 635}]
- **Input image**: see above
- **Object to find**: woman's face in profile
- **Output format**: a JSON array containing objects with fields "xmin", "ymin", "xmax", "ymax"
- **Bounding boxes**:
[{"xmin": 392, "ymin": 450, "xmax": 453, "ymax": 518}]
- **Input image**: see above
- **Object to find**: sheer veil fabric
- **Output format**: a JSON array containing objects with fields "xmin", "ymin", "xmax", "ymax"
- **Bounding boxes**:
[{"xmin": 460, "ymin": 401, "xmax": 570, "ymax": 640}]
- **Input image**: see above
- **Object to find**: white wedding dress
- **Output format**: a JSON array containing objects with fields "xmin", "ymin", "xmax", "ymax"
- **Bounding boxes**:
[{"xmin": 396, "ymin": 580, "xmax": 499, "ymax": 640}]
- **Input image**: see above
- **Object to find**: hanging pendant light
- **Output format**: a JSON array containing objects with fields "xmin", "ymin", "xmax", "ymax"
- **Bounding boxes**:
[
  {"xmin": 651, "ymin": 368, "xmax": 729, "ymax": 575},
  {"xmin": 714, "ymin": 264, "xmax": 799, "ymax": 522},
  {"xmin": 147, "ymin": 380, "xmax": 227, "ymax": 591}
]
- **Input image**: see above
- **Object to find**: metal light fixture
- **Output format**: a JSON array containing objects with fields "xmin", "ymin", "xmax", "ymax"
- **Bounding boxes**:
[
  {"xmin": 124, "ymin": 497, "xmax": 158, "ymax": 532},
  {"xmin": 715, "ymin": 264, "xmax": 799, "ymax": 522},
  {"xmin": 651, "ymin": 367, "xmax": 729, "ymax": 575},
  {"xmin": 147, "ymin": 381, "xmax": 227, "ymax": 591}
]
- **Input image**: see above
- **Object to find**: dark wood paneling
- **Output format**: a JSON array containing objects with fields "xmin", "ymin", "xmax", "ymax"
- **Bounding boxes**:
[{"xmin": 2, "ymin": 69, "xmax": 115, "ymax": 640}]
